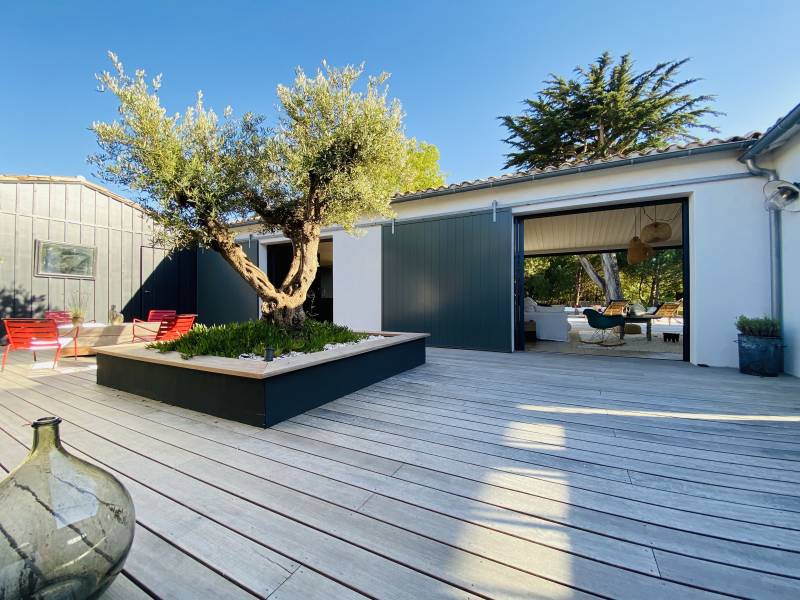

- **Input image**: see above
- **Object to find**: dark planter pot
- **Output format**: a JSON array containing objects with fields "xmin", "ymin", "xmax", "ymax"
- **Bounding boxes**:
[
  {"xmin": 737, "ymin": 334, "xmax": 784, "ymax": 376},
  {"xmin": 96, "ymin": 333, "xmax": 427, "ymax": 427}
]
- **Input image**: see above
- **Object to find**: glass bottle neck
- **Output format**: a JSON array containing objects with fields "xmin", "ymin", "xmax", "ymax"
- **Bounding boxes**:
[{"xmin": 31, "ymin": 417, "xmax": 63, "ymax": 453}]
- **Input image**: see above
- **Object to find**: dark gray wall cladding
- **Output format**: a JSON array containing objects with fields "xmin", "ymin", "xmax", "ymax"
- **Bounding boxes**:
[
  {"xmin": 196, "ymin": 241, "xmax": 260, "ymax": 325},
  {"xmin": 0, "ymin": 180, "xmax": 193, "ymax": 326},
  {"xmin": 137, "ymin": 246, "xmax": 197, "ymax": 318},
  {"xmin": 382, "ymin": 208, "xmax": 513, "ymax": 352}
]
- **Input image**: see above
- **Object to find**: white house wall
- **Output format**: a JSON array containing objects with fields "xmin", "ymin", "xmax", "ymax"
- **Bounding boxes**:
[
  {"xmin": 332, "ymin": 226, "xmax": 382, "ymax": 331},
  {"xmin": 236, "ymin": 150, "xmax": 778, "ymax": 369},
  {"xmin": 391, "ymin": 152, "xmax": 747, "ymax": 220},
  {"xmin": 770, "ymin": 135, "xmax": 800, "ymax": 376},
  {"xmin": 688, "ymin": 178, "xmax": 772, "ymax": 367},
  {"xmin": 388, "ymin": 151, "xmax": 770, "ymax": 368}
]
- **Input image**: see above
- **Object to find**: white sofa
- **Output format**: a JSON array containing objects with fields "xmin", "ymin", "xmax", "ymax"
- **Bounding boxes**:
[{"xmin": 524, "ymin": 298, "xmax": 572, "ymax": 342}]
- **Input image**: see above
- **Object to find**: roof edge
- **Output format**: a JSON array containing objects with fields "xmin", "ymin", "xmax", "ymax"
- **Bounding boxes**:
[
  {"xmin": 0, "ymin": 174, "xmax": 148, "ymax": 215},
  {"xmin": 394, "ymin": 139, "xmax": 756, "ymax": 204},
  {"xmin": 739, "ymin": 101, "xmax": 800, "ymax": 161}
]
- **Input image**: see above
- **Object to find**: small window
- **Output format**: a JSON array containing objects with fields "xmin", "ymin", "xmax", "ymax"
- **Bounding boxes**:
[{"xmin": 35, "ymin": 240, "xmax": 97, "ymax": 279}]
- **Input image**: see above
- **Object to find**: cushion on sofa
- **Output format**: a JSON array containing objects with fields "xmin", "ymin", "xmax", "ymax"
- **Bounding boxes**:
[{"xmin": 535, "ymin": 305, "xmax": 565, "ymax": 313}]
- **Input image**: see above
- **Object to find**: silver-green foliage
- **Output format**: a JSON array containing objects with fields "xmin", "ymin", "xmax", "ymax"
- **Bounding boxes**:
[{"xmin": 90, "ymin": 54, "xmax": 444, "ymax": 317}]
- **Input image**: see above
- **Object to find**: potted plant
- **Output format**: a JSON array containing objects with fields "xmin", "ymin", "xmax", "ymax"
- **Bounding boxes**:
[
  {"xmin": 69, "ymin": 307, "xmax": 85, "ymax": 326},
  {"xmin": 735, "ymin": 315, "xmax": 783, "ymax": 376},
  {"xmin": 68, "ymin": 292, "xmax": 87, "ymax": 326}
]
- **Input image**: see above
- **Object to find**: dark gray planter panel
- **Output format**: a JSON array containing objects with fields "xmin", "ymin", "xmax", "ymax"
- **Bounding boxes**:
[
  {"xmin": 382, "ymin": 209, "xmax": 512, "ymax": 351},
  {"xmin": 96, "ymin": 336, "xmax": 426, "ymax": 427}
]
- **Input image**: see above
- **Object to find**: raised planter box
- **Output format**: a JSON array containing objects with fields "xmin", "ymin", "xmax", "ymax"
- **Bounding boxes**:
[{"xmin": 95, "ymin": 332, "xmax": 427, "ymax": 427}]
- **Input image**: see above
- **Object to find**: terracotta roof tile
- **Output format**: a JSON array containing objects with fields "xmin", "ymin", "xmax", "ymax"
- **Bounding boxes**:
[
  {"xmin": 228, "ymin": 132, "xmax": 761, "ymax": 225},
  {"xmin": 393, "ymin": 133, "xmax": 761, "ymax": 200}
]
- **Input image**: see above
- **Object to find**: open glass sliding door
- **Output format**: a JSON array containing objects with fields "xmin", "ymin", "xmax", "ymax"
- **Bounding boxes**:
[{"xmin": 513, "ymin": 217, "xmax": 526, "ymax": 351}]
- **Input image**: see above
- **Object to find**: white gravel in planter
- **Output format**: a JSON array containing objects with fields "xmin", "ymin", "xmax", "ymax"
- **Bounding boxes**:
[{"xmin": 238, "ymin": 335, "xmax": 384, "ymax": 362}]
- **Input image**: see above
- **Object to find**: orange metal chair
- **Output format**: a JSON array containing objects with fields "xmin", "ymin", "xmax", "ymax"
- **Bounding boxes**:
[
  {"xmin": 145, "ymin": 309, "xmax": 177, "ymax": 322},
  {"xmin": 44, "ymin": 310, "xmax": 94, "ymax": 359},
  {"xmin": 132, "ymin": 314, "xmax": 196, "ymax": 343},
  {"xmin": 131, "ymin": 309, "xmax": 178, "ymax": 340},
  {"xmin": 44, "ymin": 310, "xmax": 72, "ymax": 325},
  {"xmin": 2, "ymin": 319, "xmax": 65, "ymax": 371}
]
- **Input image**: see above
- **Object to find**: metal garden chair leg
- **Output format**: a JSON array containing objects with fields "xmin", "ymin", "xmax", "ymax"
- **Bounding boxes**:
[
  {"xmin": 585, "ymin": 327, "xmax": 607, "ymax": 344},
  {"xmin": 601, "ymin": 326, "xmax": 625, "ymax": 346}
]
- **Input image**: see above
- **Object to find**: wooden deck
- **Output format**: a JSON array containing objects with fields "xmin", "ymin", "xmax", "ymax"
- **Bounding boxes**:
[{"xmin": 1, "ymin": 348, "xmax": 799, "ymax": 599}]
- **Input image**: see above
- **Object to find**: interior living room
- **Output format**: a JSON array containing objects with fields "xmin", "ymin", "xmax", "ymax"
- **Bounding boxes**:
[{"xmin": 520, "ymin": 199, "xmax": 687, "ymax": 360}]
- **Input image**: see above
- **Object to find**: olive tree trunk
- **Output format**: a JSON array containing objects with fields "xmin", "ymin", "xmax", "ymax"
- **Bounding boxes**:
[{"xmin": 207, "ymin": 218, "xmax": 321, "ymax": 328}]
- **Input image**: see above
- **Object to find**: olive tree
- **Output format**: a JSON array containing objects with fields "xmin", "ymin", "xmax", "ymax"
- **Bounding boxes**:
[{"xmin": 91, "ymin": 54, "xmax": 443, "ymax": 325}]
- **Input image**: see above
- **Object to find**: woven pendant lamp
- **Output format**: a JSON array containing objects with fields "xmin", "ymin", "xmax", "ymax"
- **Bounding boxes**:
[
  {"xmin": 627, "ymin": 236, "xmax": 654, "ymax": 265},
  {"xmin": 641, "ymin": 221, "xmax": 672, "ymax": 243},
  {"xmin": 640, "ymin": 204, "xmax": 672, "ymax": 243},
  {"xmin": 627, "ymin": 207, "xmax": 654, "ymax": 265}
]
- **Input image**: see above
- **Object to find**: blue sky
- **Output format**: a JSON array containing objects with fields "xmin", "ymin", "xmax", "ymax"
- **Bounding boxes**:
[{"xmin": 2, "ymin": 1, "xmax": 800, "ymax": 192}]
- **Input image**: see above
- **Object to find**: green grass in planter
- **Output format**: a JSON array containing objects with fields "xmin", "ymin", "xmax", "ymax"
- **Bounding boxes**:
[{"xmin": 148, "ymin": 319, "xmax": 368, "ymax": 359}]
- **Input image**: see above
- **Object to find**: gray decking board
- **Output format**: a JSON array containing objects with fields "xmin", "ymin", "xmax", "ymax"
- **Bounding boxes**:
[
  {"xmin": 339, "ymin": 388, "xmax": 800, "ymax": 493},
  {"xmin": 297, "ymin": 404, "xmax": 800, "ymax": 531},
  {"xmin": 0, "ymin": 350, "xmax": 798, "ymax": 599},
  {"xmin": 339, "ymin": 382, "xmax": 800, "ymax": 471},
  {"xmin": 278, "ymin": 412, "xmax": 800, "ymax": 566},
  {"xmin": 22, "ymin": 369, "xmax": 800, "ymax": 576},
  {"xmin": 317, "ymin": 394, "xmax": 800, "ymax": 483}
]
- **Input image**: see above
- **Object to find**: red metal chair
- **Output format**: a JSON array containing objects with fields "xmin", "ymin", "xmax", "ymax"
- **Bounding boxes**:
[
  {"xmin": 2, "ymin": 319, "xmax": 65, "ymax": 371},
  {"xmin": 132, "ymin": 314, "xmax": 196, "ymax": 343},
  {"xmin": 145, "ymin": 309, "xmax": 177, "ymax": 322},
  {"xmin": 44, "ymin": 310, "xmax": 72, "ymax": 325},
  {"xmin": 131, "ymin": 309, "xmax": 178, "ymax": 339},
  {"xmin": 44, "ymin": 310, "xmax": 94, "ymax": 360}
]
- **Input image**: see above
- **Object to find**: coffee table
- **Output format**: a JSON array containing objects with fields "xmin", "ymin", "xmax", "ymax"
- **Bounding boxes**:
[
  {"xmin": 58, "ymin": 322, "xmax": 137, "ymax": 357},
  {"xmin": 619, "ymin": 314, "xmax": 656, "ymax": 341}
]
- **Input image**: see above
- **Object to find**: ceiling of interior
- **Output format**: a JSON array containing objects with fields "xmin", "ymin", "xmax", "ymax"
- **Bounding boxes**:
[{"xmin": 523, "ymin": 202, "xmax": 683, "ymax": 255}]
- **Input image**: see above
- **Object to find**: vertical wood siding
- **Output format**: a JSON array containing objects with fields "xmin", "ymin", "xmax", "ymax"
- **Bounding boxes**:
[
  {"xmin": 0, "ymin": 180, "xmax": 185, "ymax": 324},
  {"xmin": 382, "ymin": 209, "xmax": 513, "ymax": 352},
  {"xmin": 196, "ymin": 241, "xmax": 260, "ymax": 325}
]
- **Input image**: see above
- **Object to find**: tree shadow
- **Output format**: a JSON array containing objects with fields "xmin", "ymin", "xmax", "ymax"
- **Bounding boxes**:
[
  {"xmin": 121, "ymin": 248, "xmax": 197, "ymax": 321},
  {"xmin": 307, "ymin": 348, "xmax": 800, "ymax": 597},
  {"xmin": 0, "ymin": 286, "xmax": 48, "ymax": 337}
]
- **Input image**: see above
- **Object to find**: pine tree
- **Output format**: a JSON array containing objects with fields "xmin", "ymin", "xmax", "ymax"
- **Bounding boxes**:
[
  {"xmin": 500, "ymin": 52, "xmax": 720, "ymax": 170},
  {"xmin": 501, "ymin": 52, "xmax": 718, "ymax": 301}
]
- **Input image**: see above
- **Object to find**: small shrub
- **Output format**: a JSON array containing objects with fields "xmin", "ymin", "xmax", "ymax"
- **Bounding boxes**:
[
  {"xmin": 149, "ymin": 319, "xmax": 367, "ymax": 359},
  {"xmin": 735, "ymin": 315, "xmax": 781, "ymax": 338}
]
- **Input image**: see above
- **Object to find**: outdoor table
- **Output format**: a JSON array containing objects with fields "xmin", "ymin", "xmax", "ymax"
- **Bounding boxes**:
[
  {"xmin": 57, "ymin": 322, "xmax": 136, "ymax": 357},
  {"xmin": 619, "ymin": 314, "xmax": 656, "ymax": 341}
]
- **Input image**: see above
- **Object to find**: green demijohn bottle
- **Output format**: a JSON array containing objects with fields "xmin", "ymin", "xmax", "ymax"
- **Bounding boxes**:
[{"xmin": 0, "ymin": 417, "xmax": 135, "ymax": 599}]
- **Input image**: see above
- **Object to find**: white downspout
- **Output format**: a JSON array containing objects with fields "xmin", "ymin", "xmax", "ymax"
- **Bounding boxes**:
[{"xmin": 744, "ymin": 159, "xmax": 782, "ymax": 324}]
